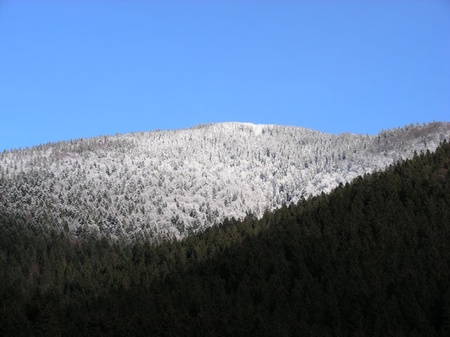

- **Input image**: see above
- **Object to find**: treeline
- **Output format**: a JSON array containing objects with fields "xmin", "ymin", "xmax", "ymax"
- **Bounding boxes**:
[{"xmin": 1, "ymin": 141, "xmax": 450, "ymax": 336}]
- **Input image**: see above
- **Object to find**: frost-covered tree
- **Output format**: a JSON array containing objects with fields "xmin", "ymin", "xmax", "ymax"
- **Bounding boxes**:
[{"xmin": 0, "ymin": 122, "xmax": 449, "ymax": 242}]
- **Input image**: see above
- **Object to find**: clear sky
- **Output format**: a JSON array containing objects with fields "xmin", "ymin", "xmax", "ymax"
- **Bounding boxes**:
[{"xmin": 1, "ymin": 1, "xmax": 449, "ymax": 151}]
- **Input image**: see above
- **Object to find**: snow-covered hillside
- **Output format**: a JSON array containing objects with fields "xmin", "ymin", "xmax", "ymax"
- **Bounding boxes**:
[{"xmin": 1, "ymin": 122, "xmax": 449, "ymax": 242}]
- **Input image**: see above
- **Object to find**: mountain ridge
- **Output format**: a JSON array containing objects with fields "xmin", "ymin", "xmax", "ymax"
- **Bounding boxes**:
[
  {"xmin": 1, "ymin": 137, "xmax": 450, "ymax": 336},
  {"xmin": 1, "ymin": 121, "xmax": 449, "ymax": 242}
]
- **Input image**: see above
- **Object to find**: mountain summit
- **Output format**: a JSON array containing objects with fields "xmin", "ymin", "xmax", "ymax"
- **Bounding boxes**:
[{"xmin": 1, "ymin": 122, "xmax": 449, "ymax": 242}]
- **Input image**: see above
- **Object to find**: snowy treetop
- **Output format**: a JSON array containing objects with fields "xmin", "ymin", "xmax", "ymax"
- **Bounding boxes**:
[{"xmin": 1, "ymin": 121, "xmax": 449, "ymax": 242}]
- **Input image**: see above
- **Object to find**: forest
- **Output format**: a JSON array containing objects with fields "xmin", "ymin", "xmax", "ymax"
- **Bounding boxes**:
[
  {"xmin": 1, "ymin": 140, "xmax": 450, "ymax": 336},
  {"xmin": 1, "ymin": 122, "xmax": 448, "ymax": 242}
]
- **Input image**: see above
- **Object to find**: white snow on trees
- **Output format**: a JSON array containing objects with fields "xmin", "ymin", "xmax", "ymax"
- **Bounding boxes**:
[{"xmin": 0, "ymin": 121, "xmax": 449, "ymax": 242}]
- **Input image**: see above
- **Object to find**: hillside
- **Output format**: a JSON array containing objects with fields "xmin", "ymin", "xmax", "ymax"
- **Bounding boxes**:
[
  {"xmin": 1, "ymin": 121, "xmax": 449, "ymax": 241},
  {"xmin": 1, "ymin": 139, "xmax": 449, "ymax": 336}
]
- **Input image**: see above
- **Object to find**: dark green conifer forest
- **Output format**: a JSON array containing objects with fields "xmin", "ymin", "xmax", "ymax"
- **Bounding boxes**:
[{"xmin": 1, "ymin": 141, "xmax": 450, "ymax": 336}]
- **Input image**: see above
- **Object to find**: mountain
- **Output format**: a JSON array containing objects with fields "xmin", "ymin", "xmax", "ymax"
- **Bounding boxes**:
[
  {"xmin": 1, "ymin": 136, "xmax": 450, "ymax": 336},
  {"xmin": 1, "ymin": 121, "xmax": 449, "ymax": 242}
]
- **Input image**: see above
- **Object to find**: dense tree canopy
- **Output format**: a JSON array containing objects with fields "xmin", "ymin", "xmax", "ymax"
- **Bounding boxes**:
[
  {"xmin": 1, "ymin": 140, "xmax": 450, "ymax": 336},
  {"xmin": 1, "ymin": 122, "xmax": 448, "ymax": 242}
]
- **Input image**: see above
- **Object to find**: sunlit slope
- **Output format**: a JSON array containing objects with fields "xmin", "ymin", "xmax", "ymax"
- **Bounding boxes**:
[{"xmin": 1, "ymin": 122, "xmax": 449, "ymax": 241}]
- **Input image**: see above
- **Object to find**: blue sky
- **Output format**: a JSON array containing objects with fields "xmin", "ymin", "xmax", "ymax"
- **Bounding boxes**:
[{"xmin": 1, "ymin": 1, "xmax": 449, "ymax": 151}]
